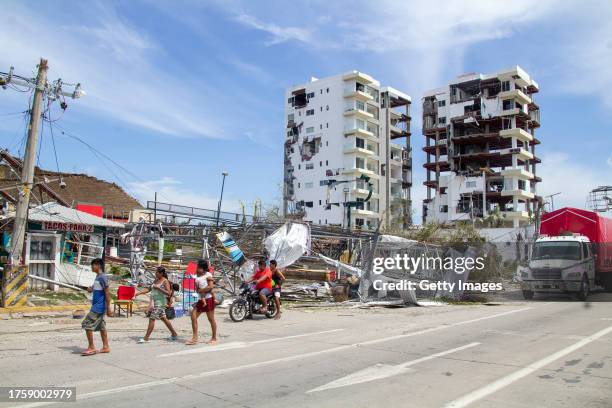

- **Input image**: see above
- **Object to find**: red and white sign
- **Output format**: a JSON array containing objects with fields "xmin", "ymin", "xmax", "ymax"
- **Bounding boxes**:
[{"xmin": 42, "ymin": 221, "xmax": 94, "ymax": 233}]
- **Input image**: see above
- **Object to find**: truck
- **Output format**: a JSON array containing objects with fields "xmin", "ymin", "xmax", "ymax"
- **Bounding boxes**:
[{"xmin": 521, "ymin": 207, "xmax": 612, "ymax": 300}]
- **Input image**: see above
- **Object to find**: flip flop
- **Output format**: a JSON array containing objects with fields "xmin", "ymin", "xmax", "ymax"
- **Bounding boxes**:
[
  {"xmin": 206, "ymin": 340, "xmax": 218, "ymax": 345},
  {"xmin": 185, "ymin": 340, "xmax": 198, "ymax": 346},
  {"xmin": 81, "ymin": 349, "xmax": 97, "ymax": 356},
  {"xmin": 97, "ymin": 348, "xmax": 110, "ymax": 354}
]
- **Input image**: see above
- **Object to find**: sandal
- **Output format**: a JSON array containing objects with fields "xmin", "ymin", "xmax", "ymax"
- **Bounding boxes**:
[{"xmin": 81, "ymin": 349, "xmax": 97, "ymax": 356}]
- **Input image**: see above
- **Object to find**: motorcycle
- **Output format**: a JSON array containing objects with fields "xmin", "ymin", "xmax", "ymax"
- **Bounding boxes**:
[{"xmin": 229, "ymin": 282, "xmax": 276, "ymax": 322}]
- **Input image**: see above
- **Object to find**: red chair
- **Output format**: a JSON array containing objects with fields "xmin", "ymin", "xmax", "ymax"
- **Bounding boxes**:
[{"xmin": 113, "ymin": 285, "xmax": 136, "ymax": 317}]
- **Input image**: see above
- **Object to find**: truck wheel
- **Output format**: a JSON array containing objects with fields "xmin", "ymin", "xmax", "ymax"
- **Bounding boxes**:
[
  {"xmin": 576, "ymin": 275, "xmax": 589, "ymax": 301},
  {"xmin": 522, "ymin": 290, "xmax": 534, "ymax": 300}
]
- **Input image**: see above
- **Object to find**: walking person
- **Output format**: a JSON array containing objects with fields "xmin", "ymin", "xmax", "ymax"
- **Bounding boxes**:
[
  {"xmin": 270, "ymin": 260, "xmax": 286, "ymax": 320},
  {"xmin": 135, "ymin": 266, "xmax": 178, "ymax": 343},
  {"xmin": 81, "ymin": 258, "xmax": 112, "ymax": 356},
  {"xmin": 186, "ymin": 260, "xmax": 218, "ymax": 345}
]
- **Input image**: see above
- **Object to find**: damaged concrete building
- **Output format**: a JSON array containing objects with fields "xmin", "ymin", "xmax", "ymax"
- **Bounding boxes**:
[
  {"xmin": 422, "ymin": 66, "xmax": 541, "ymax": 228},
  {"xmin": 283, "ymin": 71, "xmax": 412, "ymax": 231}
]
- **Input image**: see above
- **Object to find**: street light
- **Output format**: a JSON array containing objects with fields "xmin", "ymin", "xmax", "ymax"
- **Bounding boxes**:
[{"xmin": 215, "ymin": 171, "xmax": 229, "ymax": 228}]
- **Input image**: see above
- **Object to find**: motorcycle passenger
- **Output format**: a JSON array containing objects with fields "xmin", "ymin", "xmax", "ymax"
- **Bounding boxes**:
[
  {"xmin": 270, "ymin": 260, "xmax": 285, "ymax": 320},
  {"xmin": 248, "ymin": 259, "xmax": 273, "ymax": 313}
]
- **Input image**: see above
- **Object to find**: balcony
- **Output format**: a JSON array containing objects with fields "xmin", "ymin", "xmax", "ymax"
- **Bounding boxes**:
[
  {"xmin": 500, "ymin": 147, "xmax": 534, "ymax": 161},
  {"xmin": 500, "ymin": 168, "xmax": 534, "ymax": 180},
  {"xmin": 499, "ymin": 89, "xmax": 532, "ymax": 105},
  {"xmin": 501, "ymin": 189, "xmax": 535, "ymax": 200},
  {"xmin": 343, "ymin": 166, "xmax": 379, "ymax": 179},
  {"xmin": 500, "ymin": 107, "xmax": 520, "ymax": 117},
  {"xmin": 343, "ymin": 144, "xmax": 376, "ymax": 157},
  {"xmin": 344, "ymin": 127, "xmax": 377, "ymax": 141},
  {"xmin": 353, "ymin": 208, "xmax": 380, "ymax": 218},
  {"xmin": 344, "ymin": 89, "xmax": 374, "ymax": 101},
  {"xmin": 343, "ymin": 71, "xmax": 376, "ymax": 84},
  {"xmin": 502, "ymin": 210, "xmax": 530, "ymax": 221},
  {"xmin": 499, "ymin": 128, "xmax": 533, "ymax": 143},
  {"xmin": 344, "ymin": 108, "xmax": 374, "ymax": 120}
]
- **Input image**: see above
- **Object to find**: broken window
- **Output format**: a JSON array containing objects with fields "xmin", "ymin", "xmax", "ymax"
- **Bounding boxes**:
[
  {"xmin": 292, "ymin": 89, "xmax": 308, "ymax": 108},
  {"xmin": 438, "ymin": 116, "xmax": 446, "ymax": 125},
  {"xmin": 503, "ymin": 118, "xmax": 512, "ymax": 130}
]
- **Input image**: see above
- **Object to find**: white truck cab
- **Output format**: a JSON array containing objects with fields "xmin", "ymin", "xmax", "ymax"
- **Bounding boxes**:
[{"xmin": 520, "ymin": 234, "xmax": 594, "ymax": 300}]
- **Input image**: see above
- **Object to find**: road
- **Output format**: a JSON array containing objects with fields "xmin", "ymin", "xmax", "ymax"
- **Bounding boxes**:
[{"xmin": 0, "ymin": 294, "xmax": 611, "ymax": 408}]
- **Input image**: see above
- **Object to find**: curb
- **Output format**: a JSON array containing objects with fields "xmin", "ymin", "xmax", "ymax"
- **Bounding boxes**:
[{"xmin": 0, "ymin": 304, "xmax": 90, "ymax": 314}]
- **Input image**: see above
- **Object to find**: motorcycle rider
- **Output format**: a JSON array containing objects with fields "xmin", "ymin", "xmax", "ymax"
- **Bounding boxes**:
[
  {"xmin": 270, "ymin": 260, "xmax": 286, "ymax": 320},
  {"xmin": 248, "ymin": 259, "xmax": 273, "ymax": 313}
]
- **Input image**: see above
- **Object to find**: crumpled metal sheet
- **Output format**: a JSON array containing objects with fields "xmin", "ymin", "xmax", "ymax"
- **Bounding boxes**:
[{"xmin": 264, "ymin": 222, "xmax": 311, "ymax": 269}]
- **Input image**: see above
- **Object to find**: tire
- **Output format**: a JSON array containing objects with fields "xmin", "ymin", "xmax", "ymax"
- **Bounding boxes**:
[
  {"xmin": 576, "ymin": 275, "xmax": 589, "ymax": 301},
  {"xmin": 522, "ymin": 290, "xmax": 534, "ymax": 300},
  {"xmin": 229, "ymin": 300, "xmax": 247, "ymax": 322},
  {"xmin": 265, "ymin": 298, "xmax": 276, "ymax": 319}
]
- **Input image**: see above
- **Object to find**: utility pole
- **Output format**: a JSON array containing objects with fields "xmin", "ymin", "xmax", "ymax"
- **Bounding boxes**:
[
  {"xmin": 1, "ymin": 58, "xmax": 84, "ymax": 308},
  {"xmin": 9, "ymin": 59, "xmax": 48, "ymax": 266}
]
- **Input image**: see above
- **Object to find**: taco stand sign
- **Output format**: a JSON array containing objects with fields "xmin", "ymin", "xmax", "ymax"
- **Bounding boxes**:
[{"xmin": 42, "ymin": 221, "xmax": 94, "ymax": 233}]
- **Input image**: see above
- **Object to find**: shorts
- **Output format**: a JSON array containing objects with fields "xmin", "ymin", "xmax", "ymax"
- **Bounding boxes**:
[
  {"xmin": 81, "ymin": 311, "xmax": 106, "ymax": 332},
  {"xmin": 145, "ymin": 306, "xmax": 165, "ymax": 320},
  {"xmin": 258, "ymin": 287, "xmax": 271, "ymax": 297},
  {"xmin": 193, "ymin": 297, "xmax": 215, "ymax": 313},
  {"xmin": 273, "ymin": 287, "xmax": 282, "ymax": 298}
]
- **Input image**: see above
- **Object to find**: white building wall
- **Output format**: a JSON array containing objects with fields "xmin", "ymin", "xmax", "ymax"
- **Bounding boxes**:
[{"xmin": 284, "ymin": 72, "xmax": 411, "ymax": 230}]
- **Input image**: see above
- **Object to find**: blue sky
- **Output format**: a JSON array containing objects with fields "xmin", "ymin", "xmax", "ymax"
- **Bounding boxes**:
[{"xmin": 1, "ymin": 0, "xmax": 611, "ymax": 221}]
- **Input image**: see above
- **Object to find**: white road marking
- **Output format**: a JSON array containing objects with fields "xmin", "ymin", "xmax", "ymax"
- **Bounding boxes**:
[
  {"xmin": 19, "ymin": 307, "xmax": 532, "ymax": 406},
  {"xmin": 444, "ymin": 324, "xmax": 612, "ymax": 408},
  {"xmin": 158, "ymin": 328, "xmax": 345, "ymax": 357},
  {"xmin": 307, "ymin": 342, "xmax": 480, "ymax": 393}
]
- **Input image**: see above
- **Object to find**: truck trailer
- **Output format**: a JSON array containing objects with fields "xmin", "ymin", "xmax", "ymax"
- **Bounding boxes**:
[{"xmin": 521, "ymin": 207, "xmax": 612, "ymax": 300}]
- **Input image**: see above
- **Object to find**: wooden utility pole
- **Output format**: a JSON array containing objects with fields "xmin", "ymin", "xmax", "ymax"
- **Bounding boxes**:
[{"xmin": 9, "ymin": 58, "xmax": 48, "ymax": 266}]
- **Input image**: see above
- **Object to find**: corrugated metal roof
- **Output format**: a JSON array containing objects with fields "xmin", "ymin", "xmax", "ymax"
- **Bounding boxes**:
[{"xmin": 25, "ymin": 202, "xmax": 124, "ymax": 228}]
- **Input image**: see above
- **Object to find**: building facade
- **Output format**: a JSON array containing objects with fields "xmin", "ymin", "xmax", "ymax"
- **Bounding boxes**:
[
  {"xmin": 283, "ymin": 71, "xmax": 412, "ymax": 230},
  {"xmin": 422, "ymin": 66, "xmax": 541, "ymax": 227}
]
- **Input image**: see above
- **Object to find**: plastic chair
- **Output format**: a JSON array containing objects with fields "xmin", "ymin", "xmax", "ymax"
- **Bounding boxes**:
[{"xmin": 113, "ymin": 285, "xmax": 136, "ymax": 317}]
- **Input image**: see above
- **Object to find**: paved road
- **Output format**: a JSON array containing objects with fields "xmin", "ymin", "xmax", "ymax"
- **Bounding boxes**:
[{"xmin": 1, "ymin": 295, "xmax": 611, "ymax": 407}]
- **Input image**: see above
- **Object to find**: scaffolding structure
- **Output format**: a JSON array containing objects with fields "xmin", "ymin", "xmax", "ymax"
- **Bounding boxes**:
[{"xmin": 586, "ymin": 186, "xmax": 612, "ymax": 213}]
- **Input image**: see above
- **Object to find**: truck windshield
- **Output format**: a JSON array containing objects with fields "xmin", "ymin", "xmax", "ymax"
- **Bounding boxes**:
[{"xmin": 532, "ymin": 241, "xmax": 582, "ymax": 260}]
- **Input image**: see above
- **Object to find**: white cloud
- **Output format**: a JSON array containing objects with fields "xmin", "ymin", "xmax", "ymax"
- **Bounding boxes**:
[
  {"xmin": 0, "ymin": 2, "xmax": 241, "ymax": 139},
  {"xmin": 562, "ymin": 13, "xmax": 612, "ymax": 110},
  {"xmin": 128, "ymin": 177, "xmax": 241, "ymax": 213},
  {"xmin": 537, "ymin": 151, "xmax": 609, "ymax": 209},
  {"xmin": 234, "ymin": 13, "xmax": 312, "ymax": 46}
]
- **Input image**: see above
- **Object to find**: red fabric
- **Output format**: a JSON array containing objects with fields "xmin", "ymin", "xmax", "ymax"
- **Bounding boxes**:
[
  {"xmin": 541, "ymin": 207, "xmax": 612, "ymax": 273},
  {"xmin": 193, "ymin": 297, "xmax": 215, "ymax": 313},
  {"xmin": 185, "ymin": 262, "xmax": 197, "ymax": 275},
  {"xmin": 76, "ymin": 203, "xmax": 104, "ymax": 217},
  {"xmin": 253, "ymin": 267, "xmax": 272, "ymax": 291},
  {"xmin": 116, "ymin": 285, "xmax": 135, "ymax": 300},
  {"xmin": 182, "ymin": 277, "xmax": 196, "ymax": 291}
]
